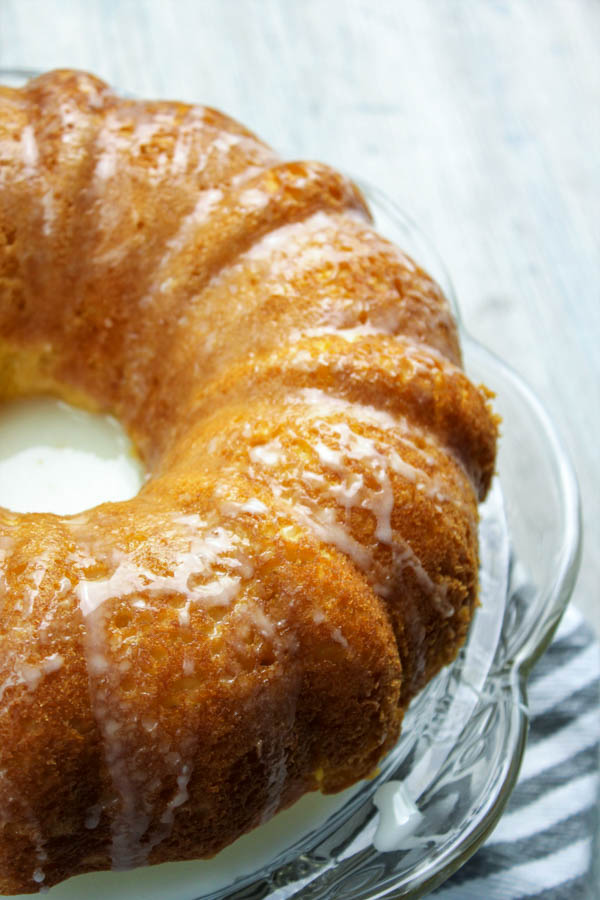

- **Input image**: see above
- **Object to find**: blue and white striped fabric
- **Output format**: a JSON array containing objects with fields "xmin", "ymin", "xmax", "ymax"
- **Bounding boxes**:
[{"xmin": 433, "ymin": 605, "xmax": 600, "ymax": 899}]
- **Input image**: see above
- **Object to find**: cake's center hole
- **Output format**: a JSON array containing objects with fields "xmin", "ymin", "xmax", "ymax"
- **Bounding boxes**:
[{"xmin": 0, "ymin": 396, "xmax": 145, "ymax": 515}]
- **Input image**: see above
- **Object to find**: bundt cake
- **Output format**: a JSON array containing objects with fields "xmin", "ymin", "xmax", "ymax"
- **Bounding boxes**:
[{"xmin": 0, "ymin": 69, "xmax": 498, "ymax": 894}]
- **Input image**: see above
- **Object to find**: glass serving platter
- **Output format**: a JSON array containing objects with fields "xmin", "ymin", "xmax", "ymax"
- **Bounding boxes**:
[{"xmin": 0, "ymin": 70, "xmax": 582, "ymax": 899}]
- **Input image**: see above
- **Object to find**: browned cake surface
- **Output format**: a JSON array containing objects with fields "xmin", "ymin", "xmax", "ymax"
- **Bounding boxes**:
[{"xmin": 0, "ymin": 70, "xmax": 498, "ymax": 894}]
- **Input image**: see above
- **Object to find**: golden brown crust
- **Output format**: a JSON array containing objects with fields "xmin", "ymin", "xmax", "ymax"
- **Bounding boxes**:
[{"xmin": 0, "ymin": 70, "xmax": 497, "ymax": 893}]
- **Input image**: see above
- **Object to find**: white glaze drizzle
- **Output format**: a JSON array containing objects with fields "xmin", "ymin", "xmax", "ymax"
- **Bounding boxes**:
[
  {"xmin": 74, "ymin": 519, "xmax": 244, "ymax": 618},
  {"xmin": 288, "ymin": 500, "xmax": 372, "ymax": 570},
  {"xmin": 199, "ymin": 205, "xmax": 455, "ymax": 356},
  {"xmin": 237, "ymin": 186, "xmax": 270, "ymax": 212},
  {"xmin": 12, "ymin": 553, "xmax": 51, "ymax": 618},
  {"xmin": 372, "ymin": 780, "xmax": 424, "ymax": 852},
  {"xmin": 20, "ymin": 124, "xmax": 38, "ymax": 170},
  {"xmin": 248, "ymin": 393, "xmax": 457, "ymax": 619},
  {"xmin": 160, "ymin": 765, "xmax": 191, "ymax": 824},
  {"xmin": 287, "ymin": 335, "xmax": 448, "ymax": 383},
  {"xmin": 249, "ymin": 440, "xmax": 284, "ymax": 467},
  {"xmin": 293, "ymin": 388, "xmax": 399, "ymax": 431},
  {"xmin": 243, "ymin": 210, "xmax": 382, "ymax": 272},
  {"xmin": 219, "ymin": 498, "xmax": 268, "ymax": 517},
  {"xmin": 0, "ymin": 542, "xmax": 67, "ymax": 726},
  {"xmin": 295, "ymin": 389, "xmax": 459, "ymax": 510},
  {"xmin": 70, "ymin": 513, "xmax": 255, "ymax": 870},
  {"xmin": 375, "ymin": 540, "xmax": 454, "ymax": 618},
  {"xmin": 315, "ymin": 422, "xmax": 395, "ymax": 543},
  {"xmin": 0, "ymin": 653, "xmax": 64, "ymax": 702},
  {"xmin": 292, "ymin": 324, "xmax": 389, "ymax": 342},
  {"xmin": 79, "ymin": 597, "xmax": 154, "ymax": 871}
]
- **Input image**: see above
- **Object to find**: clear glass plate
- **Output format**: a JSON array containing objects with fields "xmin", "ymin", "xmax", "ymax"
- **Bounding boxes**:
[{"xmin": 0, "ymin": 70, "xmax": 582, "ymax": 899}]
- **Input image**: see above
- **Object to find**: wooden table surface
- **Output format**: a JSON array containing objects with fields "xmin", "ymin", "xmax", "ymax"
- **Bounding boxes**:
[{"xmin": 1, "ymin": 0, "xmax": 598, "ymax": 633}]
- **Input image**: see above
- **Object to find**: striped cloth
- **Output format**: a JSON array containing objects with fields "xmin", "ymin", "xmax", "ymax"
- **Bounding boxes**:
[{"xmin": 433, "ymin": 604, "xmax": 600, "ymax": 899}]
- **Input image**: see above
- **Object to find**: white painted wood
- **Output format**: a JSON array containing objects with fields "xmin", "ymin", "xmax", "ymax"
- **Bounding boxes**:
[{"xmin": 1, "ymin": 0, "xmax": 598, "ymax": 632}]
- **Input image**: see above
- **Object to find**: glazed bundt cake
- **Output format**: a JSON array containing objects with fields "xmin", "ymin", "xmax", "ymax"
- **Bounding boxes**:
[{"xmin": 0, "ymin": 70, "xmax": 498, "ymax": 894}]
